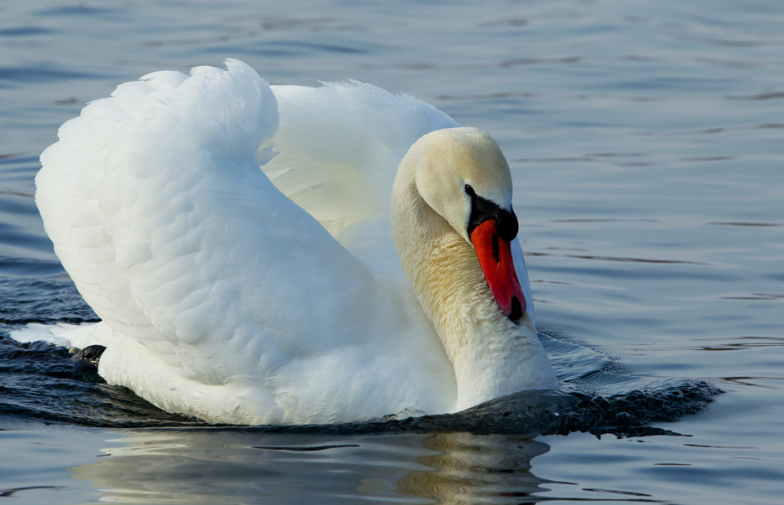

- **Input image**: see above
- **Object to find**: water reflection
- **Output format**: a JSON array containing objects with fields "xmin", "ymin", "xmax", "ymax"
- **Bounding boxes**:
[
  {"xmin": 71, "ymin": 429, "xmax": 551, "ymax": 504},
  {"xmin": 398, "ymin": 433, "xmax": 551, "ymax": 504}
]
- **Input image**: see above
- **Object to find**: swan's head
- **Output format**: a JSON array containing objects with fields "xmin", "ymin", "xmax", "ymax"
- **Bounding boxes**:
[{"xmin": 410, "ymin": 127, "xmax": 526, "ymax": 321}]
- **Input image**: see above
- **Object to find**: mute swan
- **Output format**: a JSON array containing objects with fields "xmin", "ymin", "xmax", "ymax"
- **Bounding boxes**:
[{"xmin": 32, "ymin": 60, "xmax": 557, "ymax": 425}]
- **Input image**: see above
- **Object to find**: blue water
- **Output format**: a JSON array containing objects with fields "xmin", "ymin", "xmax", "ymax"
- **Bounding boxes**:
[{"xmin": 1, "ymin": 0, "xmax": 783, "ymax": 503}]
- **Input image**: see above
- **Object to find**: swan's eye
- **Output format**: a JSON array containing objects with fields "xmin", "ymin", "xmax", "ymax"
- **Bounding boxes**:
[{"xmin": 464, "ymin": 184, "xmax": 476, "ymax": 197}]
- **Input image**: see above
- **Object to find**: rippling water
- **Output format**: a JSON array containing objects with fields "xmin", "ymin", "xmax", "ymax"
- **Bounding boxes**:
[{"xmin": 1, "ymin": 0, "xmax": 783, "ymax": 503}]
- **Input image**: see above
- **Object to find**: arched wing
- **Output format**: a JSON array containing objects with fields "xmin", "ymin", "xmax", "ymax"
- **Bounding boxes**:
[
  {"xmin": 36, "ymin": 61, "xmax": 374, "ymax": 383},
  {"xmin": 266, "ymin": 81, "xmax": 459, "ymax": 241}
]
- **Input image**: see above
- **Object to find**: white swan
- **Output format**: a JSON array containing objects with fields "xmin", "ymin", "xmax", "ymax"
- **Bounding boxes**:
[{"xmin": 32, "ymin": 60, "xmax": 557, "ymax": 425}]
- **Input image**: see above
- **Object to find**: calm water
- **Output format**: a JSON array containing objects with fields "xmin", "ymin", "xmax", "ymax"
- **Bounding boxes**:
[{"xmin": 1, "ymin": 0, "xmax": 783, "ymax": 503}]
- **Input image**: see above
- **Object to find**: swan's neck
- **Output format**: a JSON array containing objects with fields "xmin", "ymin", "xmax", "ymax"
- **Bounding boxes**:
[{"xmin": 392, "ymin": 166, "xmax": 556, "ymax": 411}]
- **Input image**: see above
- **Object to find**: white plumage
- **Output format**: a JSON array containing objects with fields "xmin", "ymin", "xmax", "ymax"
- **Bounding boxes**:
[{"xmin": 28, "ymin": 60, "xmax": 556, "ymax": 425}]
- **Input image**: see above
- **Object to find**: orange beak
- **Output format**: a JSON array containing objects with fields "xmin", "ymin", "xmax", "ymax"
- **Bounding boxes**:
[{"xmin": 469, "ymin": 219, "xmax": 526, "ymax": 321}]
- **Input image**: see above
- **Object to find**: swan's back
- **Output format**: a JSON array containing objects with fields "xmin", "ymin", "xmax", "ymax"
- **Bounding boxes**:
[{"xmin": 36, "ymin": 60, "xmax": 457, "ymax": 423}]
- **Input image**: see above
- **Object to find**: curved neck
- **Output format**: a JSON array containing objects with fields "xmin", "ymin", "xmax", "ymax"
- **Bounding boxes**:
[{"xmin": 391, "ymin": 161, "xmax": 557, "ymax": 411}]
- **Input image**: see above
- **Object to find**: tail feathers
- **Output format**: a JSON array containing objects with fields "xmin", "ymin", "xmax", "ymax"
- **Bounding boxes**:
[{"xmin": 8, "ymin": 322, "xmax": 91, "ymax": 348}]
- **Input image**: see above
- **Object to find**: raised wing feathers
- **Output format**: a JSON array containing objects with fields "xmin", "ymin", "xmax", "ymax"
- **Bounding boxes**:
[
  {"xmin": 37, "ymin": 61, "xmax": 374, "ymax": 383},
  {"xmin": 266, "ymin": 82, "xmax": 459, "ymax": 240}
]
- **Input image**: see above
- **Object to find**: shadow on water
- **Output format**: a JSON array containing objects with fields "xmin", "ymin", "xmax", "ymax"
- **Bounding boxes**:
[{"xmin": 0, "ymin": 273, "xmax": 720, "ymax": 438}]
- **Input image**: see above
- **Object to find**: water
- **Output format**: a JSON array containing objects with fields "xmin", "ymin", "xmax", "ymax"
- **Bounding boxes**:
[{"xmin": 1, "ymin": 0, "xmax": 783, "ymax": 503}]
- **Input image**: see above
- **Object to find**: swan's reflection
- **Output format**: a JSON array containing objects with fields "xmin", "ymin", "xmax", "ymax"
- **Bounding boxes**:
[
  {"xmin": 71, "ymin": 429, "xmax": 552, "ymax": 504},
  {"xmin": 398, "ymin": 432, "xmax": 551, "ymax": 503}
]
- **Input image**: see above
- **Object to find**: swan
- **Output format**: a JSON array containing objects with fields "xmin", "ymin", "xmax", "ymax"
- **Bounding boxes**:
[{"xmin": 30, "ymin": 59, "xmax": 558, "ymax": 425}]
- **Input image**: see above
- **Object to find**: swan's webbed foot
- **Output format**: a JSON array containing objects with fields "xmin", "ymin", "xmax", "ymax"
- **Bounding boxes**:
[{"xmin": 72, "ymin": 345, "xmax": 106, "ymax": 367}]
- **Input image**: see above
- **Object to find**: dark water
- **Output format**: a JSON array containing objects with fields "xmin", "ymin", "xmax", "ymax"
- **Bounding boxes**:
[{"xmin": 1, "ymin": 0, "xmax": 783, "ymax": 503}]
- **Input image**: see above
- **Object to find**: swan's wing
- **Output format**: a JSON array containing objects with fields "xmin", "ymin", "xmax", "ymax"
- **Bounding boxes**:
[
  {"xmin": 511, "ymin": 238, "xmax": 536, "ymax": 326},
  {"xmin": 265, "ymin": 82, "xmax": 459, "ymax": 244},
  {"xmin": 36, "ymin": 60, "xmax": 376, "ymax": 385}
]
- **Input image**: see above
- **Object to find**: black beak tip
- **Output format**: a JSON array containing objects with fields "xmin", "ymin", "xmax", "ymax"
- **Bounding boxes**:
[{"xmin": 508, "ymin": 296, "xmax": 524, "ymax": 322}]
